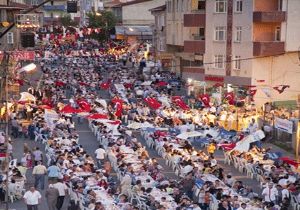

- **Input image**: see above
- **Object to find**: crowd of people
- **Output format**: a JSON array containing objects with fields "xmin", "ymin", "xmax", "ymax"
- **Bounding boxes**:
[{"xmin": 1, "ymin": 27, "xmax": 299, "ymax": 210}]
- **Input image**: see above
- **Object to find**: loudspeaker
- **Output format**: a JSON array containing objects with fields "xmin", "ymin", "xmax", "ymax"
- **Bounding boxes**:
[
  {"xmin": 235, "ymin": 101, "xmax": 245, "ymax": 107},
  {"xmin": 21, "ymin": 32, "xmax": 35, "ymax": 48},
  {"xmin": 67, "ymin": 1, "xmax": 77, "ymax": 13}
]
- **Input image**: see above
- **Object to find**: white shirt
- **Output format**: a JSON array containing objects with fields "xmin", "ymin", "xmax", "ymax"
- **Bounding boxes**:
[
  {"xmin": 95, "ymin": 148, "xmax": 106, "ymax": 160},
  {"xmin": 262, "ymin": 187, "xmax": 278, "ymax": 202},
  {"xmin": 23, "ymin": 190, "xmax": 41, "ymax": 205},
  {"xmin": 53, "ymin": 182, "xmax": 68, "ymax": 196},
  {"xmin": 282, "ymin": 188, "xmax": 290, "ymax": 200}
]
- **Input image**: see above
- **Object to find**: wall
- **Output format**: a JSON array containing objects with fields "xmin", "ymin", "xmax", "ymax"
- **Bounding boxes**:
[
  {"xmin": 285, "ymin": 0, "xmax": 300, "ymax": 52},
  {"xmin": 254, "ymin": 0, "xmax": 278, "ymax": 11},
  {"xmin": 204, "ymin": 0, "xmax": 227, "ymax": 76},
  {"xmin": 253, "ymin": 23, "xmax": 280, "ymax": 41},
  {"xmin": 122, "ymin": 0, "xmax": 163, "ymax": 25},
  {"xmin": 252, "ymin": 52, "xmax": 300, "ymax": 106},
  {"xmin": 231, "ymin": 0, "xmax": 253, "ymax": 78}
]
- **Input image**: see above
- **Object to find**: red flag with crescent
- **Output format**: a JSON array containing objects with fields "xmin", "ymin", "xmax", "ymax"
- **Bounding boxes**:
[
  {"xmin": 199, "ymin": 94, "xmax": 210, "ymax": 107},
  {"xmin": 144, "ymin": 97, "xmax": 161, "ymax": 109},
  {"xmin": 224, "ymin": 92, "xmax": 235, "ymax": 105},
  {"xmin": 172, "ymin": 96, "xmax": 189, "ymax": 110}
]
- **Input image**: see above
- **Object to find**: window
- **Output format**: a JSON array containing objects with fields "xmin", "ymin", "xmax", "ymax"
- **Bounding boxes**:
[
  {"xmin": 176, "ymin": 0, "xmax": 179, "ymax": 12},
  {"xmin": 214, "ymin": 26, "xmax": 226, "ymax": 41},
  {"xmin": 234, "ymin": 56, "xmax": 241, "ymax": 70},
  {"xmin": 194, "ymin": 27, "xmax": 205, "ymax": 40},
  {"xmin": 7, "ymin": 32, "xmax": 13, "ymax": 44},
  {"xmin": 278, "ymin": 0, "xmax": 283, "ymax": 11},
  {"xmin": 235, "ymin": 26, "xmax": 242, "ymax": 42},
  {"xmin": 215, "ymin": 0, "xmax": 227, "ymax": 13},
  {"xmin": 214, "ymin": 55, "xmax": 225, "ymax": 69},
  {"xmin": 275, "ymin": 26, "xmax": 281, "ymax": 41},
  {"xmin": 235, "ymin": 0, "xmax": 243, "ymax": 12},
  {"xmin": 198, "ymin": 0, "xmax": 206, "ymax": 10}
]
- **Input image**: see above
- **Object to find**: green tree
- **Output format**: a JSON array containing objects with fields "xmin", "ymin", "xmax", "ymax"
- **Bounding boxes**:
[
  {"xmin": 60, "ymin": 14, "xmax": 77, "ymax": 27},
  {"xmin": 87, "ymin": 11, "xmax": 117, "ymax": 41}
]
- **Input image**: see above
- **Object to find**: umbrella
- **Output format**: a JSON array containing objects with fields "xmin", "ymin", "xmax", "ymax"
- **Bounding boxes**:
[
  {"xmin": 127, "ymin": 122, "xmax": 154, "ymax": 130},
  {"xmin": 19, "ymin": 92, "xmax": 36, "ymax": 102},
  {"xmin": 141, "ymin": 81, "xmax": 152, "ymax": 86},
  {"xmin": 176, "ymin": 131, "xmax": 203, "ymax": 140}
]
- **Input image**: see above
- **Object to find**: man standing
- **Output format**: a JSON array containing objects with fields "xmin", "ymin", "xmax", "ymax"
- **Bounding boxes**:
[
  {"xmin": 47, "ymin": 162, "xmax": 61, "ymax": 181},
  {"xmin": 45, "ymin": 184, "xmax": 59, "ymax": 210},
  {"xmin": 32, "ymin": 161, "xmax": 47, "ymax": 190},
  {"xmin": 95, "ymin": 145, "xmax": 106, "ymax": 168},
  {"xmin": 33, "ymin": 147, "xmax": 43, "ymax": 166},
  {"xmin": 262, "ymin": 183, "xmax": 278, "ymax": 204},
  {"xmin": 53, "ymin": 179, "xmax": 68, "ymax": 210},
  {"xmin": 23, "ymin": 186, "xmax": 42, "ymax": 210}
]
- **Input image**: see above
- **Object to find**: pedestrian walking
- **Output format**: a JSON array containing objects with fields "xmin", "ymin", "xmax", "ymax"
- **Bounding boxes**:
[
  {"xmin": 45, "ymin": 184, "xmax": 59, "ymax": 210},
  {"xmin": 23, "ymin": 186, "xmax": 42, "ymax": 210},
  {"xmin": 53, "ymin": 179, "xmax": 68, "ymax": 210},
  {"xmin": 32, "ymin": 161, "xmax": 47, "ymax": 190},
  {"xmin": 33, "ymin": 147, "xmax": 43, "ymax": 166},
  {"xmin": 47, "ymin": 162, "xmax": 61, "ymax": 181},
  {"xmin": 95, "ymin": 145, "xmax": 106, "ymax": 168}
]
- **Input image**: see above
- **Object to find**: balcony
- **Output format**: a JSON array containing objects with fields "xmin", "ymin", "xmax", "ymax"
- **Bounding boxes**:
[
  {"xmin": 184, "ymin": 40, "xmax": 205, "ymax": 54},
  {"xmin": 253, "ymin": 41, "xmax": 285, "ymax": 56},
  {"xmin": 253, "ymin": 11, "xmax": 286, "ymax": 23},
  {"xmin": 184, "ymin": 13, "xmax": 205, "ymax": 27}
]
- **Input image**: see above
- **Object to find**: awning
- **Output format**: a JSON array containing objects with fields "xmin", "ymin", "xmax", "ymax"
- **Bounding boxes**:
[{"xmin": 115, "ymin": 25, "xmax": 153, "ymax": 36}]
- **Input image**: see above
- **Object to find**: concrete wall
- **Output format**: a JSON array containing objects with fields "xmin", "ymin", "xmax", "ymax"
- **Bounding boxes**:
[
  {"xmin": 252, "ymin": 52, "xmax": 300, "ymax": 106},
  {"xmin": 231, "ymin": 0, "xmax": 253, "ymax": 78},
  {"xmin": 204, "ymin": 0, "xmax": 227, "ymax": 76},
  {"xmin": 285, "ymin": 0, "xmax": 300, "ymax": 52},
  {"xmin": 122, "ymin": 0, "xmax": 163, "ymax": 25}
]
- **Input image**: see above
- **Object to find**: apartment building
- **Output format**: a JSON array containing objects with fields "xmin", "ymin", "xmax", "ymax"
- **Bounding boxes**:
[
  {"xmin": 0, "ymin": 0, "xmax": 29, "ymax": 49},
  {"xmin": 164, "ymin": 0, "xmax": 300, "ymax": 106},
  {"xmin": 150, "ymin": 5, "xmax": 173, "ymax": 68}
]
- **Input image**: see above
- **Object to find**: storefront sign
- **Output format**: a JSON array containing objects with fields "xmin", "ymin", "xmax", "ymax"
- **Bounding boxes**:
[
  {"xmin": 275, "ymin": 117, "xmax": 293, "ymax": 134},
  {"xmin": 204, "ymin": 75, "xmax": 224, "ymax": 82},
  {"xmin": 13, "ymin": 51, "xmax": 35, "ymax": 61}
]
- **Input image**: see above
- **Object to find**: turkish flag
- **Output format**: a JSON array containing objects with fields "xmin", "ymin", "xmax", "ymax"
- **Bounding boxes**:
[
  {"xmin": 172, "ymin": 96, "xmax": 189, "ymax": 110},
  {"xmin": 60, "ymin": 104, "xmax": 78, "ymax": 114},
  {"xmin": 144, "ymin": 97, "xmax": 161, "ymax": 109},
  {"xmin": 76, "ymin": 99, "xmax": 91, "ymax": 113},
  {"xmin": 55, "ymin": 81, "xmax": 66, "ymax": 87},
  {"xmin": 79, "ymin": 82, "xmax": 89, "ymax": 86},
  {"xmin": 156, "ymin": 81, "xmax": 168, "ymax": 87},
  {"xmin": 111, "ymin": 98, "xmax": 123, "ymax": 118},
  {"xmin": 100, "ymin": 81, "xmax": 111, "ymax": 90},
  {"xmin": 199, "ymin": 94, "xmax": 210, "ymax": 107},
  {"xmin": 42, "ymin": 98, "xmax": 53, "ymax": 107},
  {"xmin": 224, "ymin": 92, "xmax": 235, "ymax": 105},
  {"xmin": 87, "ymin": 113, "xmax": 108, "ymax": 119}
]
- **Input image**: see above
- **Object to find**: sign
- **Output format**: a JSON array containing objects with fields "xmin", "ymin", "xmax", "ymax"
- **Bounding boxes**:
[
  {"xmin": 12, "ymin": 51, "xmax": 35, "ymax": 61},
  {"xmin": 205, "ymin": 75, "xmax": 224, "ymax": 82},
  {"xmin": 275, "ymin": 117, "xmax": 293, "ymax": 134}
]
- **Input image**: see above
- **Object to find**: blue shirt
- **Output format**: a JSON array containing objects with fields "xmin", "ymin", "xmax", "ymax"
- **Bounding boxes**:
[{"xmin": 47, "ymin": 165, "xmax": 60, "ymax": 178}]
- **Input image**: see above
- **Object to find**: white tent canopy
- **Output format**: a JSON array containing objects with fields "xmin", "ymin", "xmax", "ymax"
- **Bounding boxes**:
[
  {"xmin": 176, "ymin": 131, "xmax": 203, "ymax": 140},
  {"xmin": 233, "ymin": 130, "xmax": 265, "ymax": 152}
]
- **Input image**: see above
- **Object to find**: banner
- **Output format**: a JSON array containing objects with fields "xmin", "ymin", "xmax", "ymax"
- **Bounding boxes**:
[
  {"xmin": 44, "ymin": 109, "xmax": 59, "ymax": 130},
  {"xmin": 275, "ymin": 117, "xmax": 293, "ymax": 134}
]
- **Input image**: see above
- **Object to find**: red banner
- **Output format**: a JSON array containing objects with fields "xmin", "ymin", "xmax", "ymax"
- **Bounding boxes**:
[{"xmin": 144, "ymin": 97, "xmax": 161, "ymax": 109}]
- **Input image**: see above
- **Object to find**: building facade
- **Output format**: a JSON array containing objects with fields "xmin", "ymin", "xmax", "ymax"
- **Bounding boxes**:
[{"xmin": 163, "ymin": 0, "xmax": 300, "ymax": 106}]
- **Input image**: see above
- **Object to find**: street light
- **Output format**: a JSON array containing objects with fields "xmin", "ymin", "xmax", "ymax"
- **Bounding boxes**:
[{"xmin": 95, "ymin": 12, "xmax": 102, "ymax": 16}]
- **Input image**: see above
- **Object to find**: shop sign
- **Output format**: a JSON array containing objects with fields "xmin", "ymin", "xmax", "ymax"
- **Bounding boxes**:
[
  {"xmin": 204, "ymin": 75, "xmax": 224, "ymax": 82},
  {"xmin": 275, "ymin": 117, "xmax": 293, "ymax": 134},
  {"xmin": 12, "ymin": 51, "xmax": 35, "ymax": 61}
]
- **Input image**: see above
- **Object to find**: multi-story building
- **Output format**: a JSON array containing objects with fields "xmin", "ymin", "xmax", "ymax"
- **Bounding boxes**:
[
  {"xmin": 0, "ymin": 0, "xmax": 30, "ymax": 49},
  {"xmin": 164, "ymin": 0, "xmax": 300, "ymax": 106},
  {"xmin": 150, "ymin": 4, "xmax": 172, "ymax": 68}
]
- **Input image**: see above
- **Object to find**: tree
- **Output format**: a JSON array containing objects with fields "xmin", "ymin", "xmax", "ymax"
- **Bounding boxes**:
[
  {"xmin": 87, "ymin": 11, "xmax": 117, "ymax": 41},
  {"xmin": 60, "ymin": 14, "xmax": 77, "ymax": 27}
]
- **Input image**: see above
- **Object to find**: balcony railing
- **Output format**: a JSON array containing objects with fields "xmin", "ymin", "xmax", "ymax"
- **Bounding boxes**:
[
  {"xmin": 253, "ymin": 11, "xmax": 286, "ymax": 23},
  {"xmin": 192, "ymin": 34, "xmax": 205, "ymax": 41},
  {"xmin": 253, "ymin": 41, "xmax": 285, "ymax": 56},
  {"xmin": 184, "ymin": 40, "xmax": 205, "ymax": 54}
]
